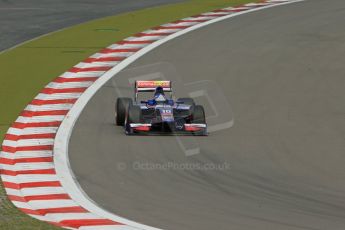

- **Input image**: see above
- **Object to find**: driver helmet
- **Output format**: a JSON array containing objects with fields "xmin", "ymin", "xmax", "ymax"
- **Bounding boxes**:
[{"xmin": 154, "ymin": 86, "xmax": 166, "ymax": 102}]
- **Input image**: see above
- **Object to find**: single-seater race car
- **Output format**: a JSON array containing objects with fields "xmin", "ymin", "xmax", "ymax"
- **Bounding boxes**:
[{"xmin": 115, "ymin": 80, "xmax": 207, "ymax": 135}]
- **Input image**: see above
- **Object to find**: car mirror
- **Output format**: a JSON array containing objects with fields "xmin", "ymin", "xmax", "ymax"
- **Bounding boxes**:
[{"xmin": 167, "ymin": 100, "xmax": 174, "ymax": 106}]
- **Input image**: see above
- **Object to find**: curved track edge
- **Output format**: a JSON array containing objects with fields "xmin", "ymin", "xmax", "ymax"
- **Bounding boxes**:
[{"xmin": 0, "ymin": 1, "xmax": 304, "ymax": 229}]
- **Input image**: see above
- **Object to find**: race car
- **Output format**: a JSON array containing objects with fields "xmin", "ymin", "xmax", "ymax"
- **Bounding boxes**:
[{"xmin": 115, "ymin": 80, "xmax": 207, "ymax": 135}]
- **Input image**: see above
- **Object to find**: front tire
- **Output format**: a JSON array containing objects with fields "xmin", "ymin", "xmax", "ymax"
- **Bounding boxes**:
[
  {"xmin": 190, "ymin": 105, "xmax": 207, "ymax": 136},
  {"xmin": 191, "ymin": 105, "xmax": 206, "ymax": 123},
  {"xmin": 127, "ymin": 105, "xmax": 142, "ymax": 123},
  {"xmin": 116, "ymin": 97, "xmax": 132, "ymax": 126},
  {"xmin": 125, "ymin": 105, "xmax": 142, "ymax": 135}
]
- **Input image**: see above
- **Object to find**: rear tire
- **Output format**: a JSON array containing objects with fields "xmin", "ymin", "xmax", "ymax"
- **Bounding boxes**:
[
  {"xmin": 191, "ymin": 105, "xmax": 206, "ymax": 123},
  {"xmin": 178, "ymin": 97, "xmax": 195, "ymax": 106},
  {"xmin": 116, "ymin": 97, "xmax": 132, "ymax": 126}
]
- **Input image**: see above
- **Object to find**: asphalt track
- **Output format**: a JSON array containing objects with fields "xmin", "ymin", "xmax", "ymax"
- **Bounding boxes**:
[
  {"xmin": 69, "ymin": 0, "xmax": 345, "ymax": 229},
  {"xmin": 0, "ymin": 0, "xmax": 183, "ymax": 51}
]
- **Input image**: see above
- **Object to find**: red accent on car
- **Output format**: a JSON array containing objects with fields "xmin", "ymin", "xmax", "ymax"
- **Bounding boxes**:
[
  {"xmin": 185, "ymin": 126, "xmax": 203, "ymax": 132},
  {"xmin": 133, "ymin": 126, "xmax": 150, "ymax": 131}
]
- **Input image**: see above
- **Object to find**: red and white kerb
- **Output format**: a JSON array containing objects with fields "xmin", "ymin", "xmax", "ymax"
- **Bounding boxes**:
[{"xmin": 0, "ymin": 1, "xmax": 299, "ymax": 229}]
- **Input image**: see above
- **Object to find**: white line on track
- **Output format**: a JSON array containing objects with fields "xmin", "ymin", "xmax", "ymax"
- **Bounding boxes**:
[{"xmin": 54, "ymin": 1, "xmax": 305, "ymax": 230}]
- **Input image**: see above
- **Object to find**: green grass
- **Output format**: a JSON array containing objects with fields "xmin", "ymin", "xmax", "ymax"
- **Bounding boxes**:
[{"xmin": 0, "ymin": 0, "xmax": 256, "ymax": 229}]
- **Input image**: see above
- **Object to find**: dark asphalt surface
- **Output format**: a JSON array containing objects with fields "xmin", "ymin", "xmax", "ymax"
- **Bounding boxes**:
[
  {"xmin": 0, "ymin": 0, "xmax": 184, "ymax": 51},
  {"xmin": 70, "ymin": 0, "xmax": 345, "ymax": 229}
]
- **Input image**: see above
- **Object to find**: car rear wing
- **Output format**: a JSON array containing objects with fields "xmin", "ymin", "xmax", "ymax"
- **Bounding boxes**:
[{"xmin": 135, "ymin": 80, "xmax": 172, "ymax": 101}]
